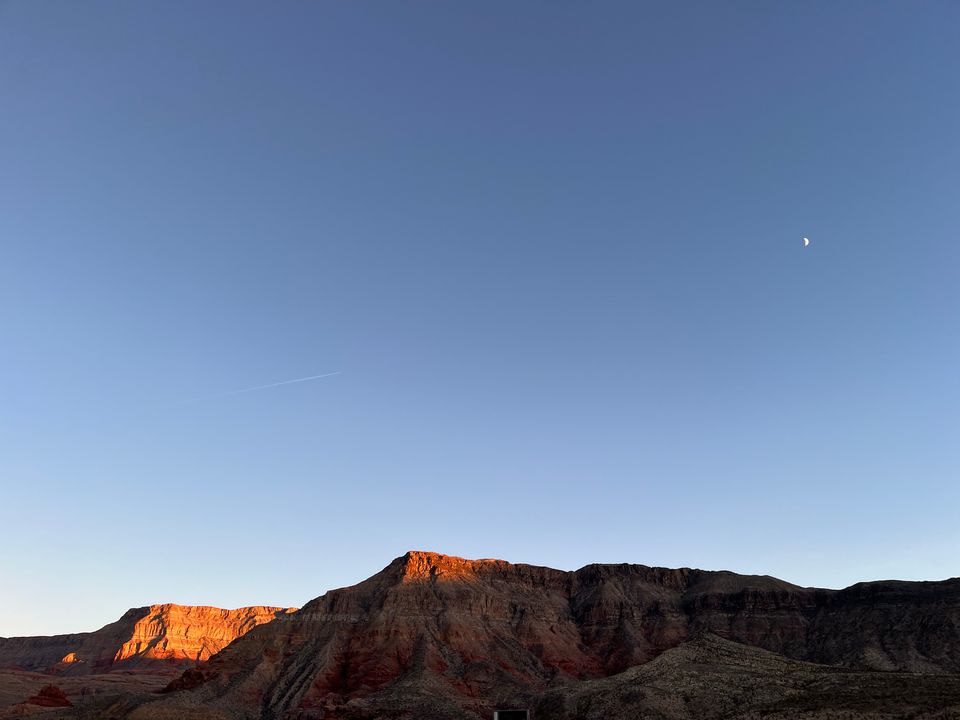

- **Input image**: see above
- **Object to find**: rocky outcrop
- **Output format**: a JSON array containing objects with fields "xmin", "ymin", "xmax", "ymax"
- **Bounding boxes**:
[
  {"xmin": 24, "ymin": 684, "xmax": 71, "ymax": 708},
  {"xmin": 0, "ymin": 605, "xmax": 296, "ymax": 674},
  {"xmin": 123, "ymin": 551, "xmax": 960, "ymax": 720}
]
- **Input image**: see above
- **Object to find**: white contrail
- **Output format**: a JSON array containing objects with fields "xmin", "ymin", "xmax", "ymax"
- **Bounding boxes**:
[
  {"xmin": 180, "ymin": 372, "xmax": 342, "ymax": 404},
  {"xmin": 211, "ymin": 372, "xmax": 341, "ymax": 398}
]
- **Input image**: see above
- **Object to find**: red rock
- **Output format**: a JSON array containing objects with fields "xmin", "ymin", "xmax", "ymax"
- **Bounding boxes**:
[
  {"xmin": 25, "ymin": 684, "xmax": 71, "ymax": 707},
  {"xmin": 0, "ymin": 604, "xmax": 297, "ymax": 675}
]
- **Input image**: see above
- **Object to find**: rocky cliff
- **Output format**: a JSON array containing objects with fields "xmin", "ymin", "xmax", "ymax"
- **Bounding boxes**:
[
  {"xmin": 112, "ymin": 551, "xmax": 960, "ymax": 720},
  {"xmin": 0, "ymin": 604, "xmax": 296, "ymax": 674}
]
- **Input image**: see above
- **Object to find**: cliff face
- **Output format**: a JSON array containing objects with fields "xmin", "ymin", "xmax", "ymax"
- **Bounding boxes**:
[
  {"xmin": 111, "ymin": 605, "xmax": 298, "ymax": 665},
  {"xmin": 127, "ymin": 552, "xmax": 960, "ymax": 720},
  {"xmin": 0, "ymin": 604, "xmax": 296, "ymax": 674}
]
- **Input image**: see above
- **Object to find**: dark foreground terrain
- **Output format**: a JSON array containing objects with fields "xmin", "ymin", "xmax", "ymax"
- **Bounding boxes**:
[{"xmin": 4, "ymin": 552, "xmax": 960, "ymax": 719}]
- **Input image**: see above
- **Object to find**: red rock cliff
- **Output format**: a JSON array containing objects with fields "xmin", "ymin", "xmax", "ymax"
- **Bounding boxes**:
[{"xmin": 0, "ymin": 604, "xmax": 296, "ymax": 674}]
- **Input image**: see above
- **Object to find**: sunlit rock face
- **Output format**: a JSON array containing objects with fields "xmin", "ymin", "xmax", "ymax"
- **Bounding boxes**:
[
  {"xmin": 111, "ymin": 604, "xmax": 298, "ymax": 664},
  {"xmin": 0, "ymin": 604, "xmax": 296, "ymax": 674},
  {"xmin": 125, "ymin": 552, "xmax": 960, "ymax": 720}
]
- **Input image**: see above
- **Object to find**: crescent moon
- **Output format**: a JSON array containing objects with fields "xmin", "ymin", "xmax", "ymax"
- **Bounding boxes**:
[{"xmin": 803, "ymin": 237, "xmax": 810, "ymax": 247}]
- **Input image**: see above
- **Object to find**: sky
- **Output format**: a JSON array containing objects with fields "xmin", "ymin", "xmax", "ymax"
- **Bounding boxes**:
[{"xmin": 1, "ymin": 0, "xmax": 958, "ymax": 637}]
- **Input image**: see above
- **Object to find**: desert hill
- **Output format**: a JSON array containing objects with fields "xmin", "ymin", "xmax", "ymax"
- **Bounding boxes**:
[{"xmin": 533, "ymin": 632, "xmax": 960, "ymax": 719}]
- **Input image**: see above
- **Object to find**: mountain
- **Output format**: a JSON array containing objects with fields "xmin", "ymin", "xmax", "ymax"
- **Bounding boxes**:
[
  {"xmin": 0, "ymin": 604, "xmax": 297, "ymax": 674},
  {"xmin": 95, "ymin": 551, "xmax": 960, "ymax": 720}
]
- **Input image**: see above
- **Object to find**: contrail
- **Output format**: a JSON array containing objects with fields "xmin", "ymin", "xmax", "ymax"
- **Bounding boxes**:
[
  {"xmin": 212, "ymin": 372, "xmax": 341, "ymax": 398},
  {"xmin": 180, "ymin": 372, "xmax": 341, "ymax": 404}
]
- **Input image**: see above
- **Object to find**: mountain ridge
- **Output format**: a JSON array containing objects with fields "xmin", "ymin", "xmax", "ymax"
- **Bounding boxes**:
[
  {"xmin": 5, "ymin": 551, "xmax": 960, "ymax": 719},
  {"xmin": 118, "ymin": 551, "xmax": 960, "ymax": 719}
]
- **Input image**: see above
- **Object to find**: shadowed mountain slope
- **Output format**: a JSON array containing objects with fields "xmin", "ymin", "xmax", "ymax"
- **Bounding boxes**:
[{"xmin": 532, "ymin": 633, "xmax": 960, "ymax": 720}]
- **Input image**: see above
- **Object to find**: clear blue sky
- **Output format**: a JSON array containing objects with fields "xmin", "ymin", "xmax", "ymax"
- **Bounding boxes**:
[{"xmin": 1, "ymin": 1, "xmax": 958, "ymax": 636}]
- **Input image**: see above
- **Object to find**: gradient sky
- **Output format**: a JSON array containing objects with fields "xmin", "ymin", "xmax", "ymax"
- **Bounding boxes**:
[{"xmin": 2, "ymin": 1, "xmax": 958, "ymax": 636}]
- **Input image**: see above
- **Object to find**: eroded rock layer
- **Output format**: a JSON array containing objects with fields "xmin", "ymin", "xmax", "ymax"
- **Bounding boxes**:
[{"xmin": 0, "ymin": 604, "xmax": 296, "ymax": 674}]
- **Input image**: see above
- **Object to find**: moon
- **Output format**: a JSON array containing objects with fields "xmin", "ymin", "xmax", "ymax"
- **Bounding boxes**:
[{"xmin": 803, "ymin": 237, "xmax": 810, "ymax": 247}]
